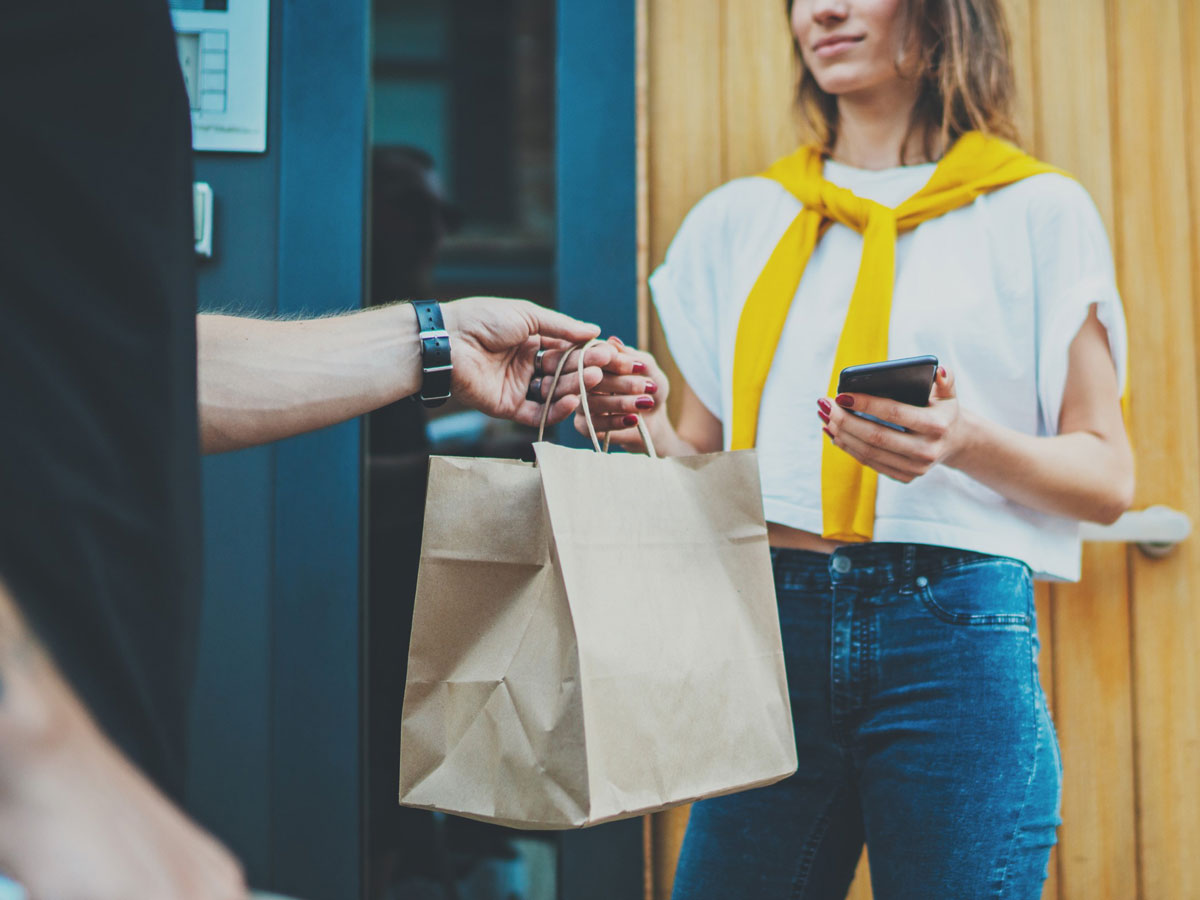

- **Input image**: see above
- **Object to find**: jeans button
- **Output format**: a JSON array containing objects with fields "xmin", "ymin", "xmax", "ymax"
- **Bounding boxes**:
[
  {"xmin": 832, "ymin": 555, "xmax": 852, "ymax": 574},
  {"xmin": 915, "ymin": 575, "xmax": 928, "ymax": 588}
]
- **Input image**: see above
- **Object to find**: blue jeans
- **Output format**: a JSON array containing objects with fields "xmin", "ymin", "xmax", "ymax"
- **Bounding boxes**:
[{"xmin": 672, "ymin": 543, "xmax": 1061, "ymax": 900}]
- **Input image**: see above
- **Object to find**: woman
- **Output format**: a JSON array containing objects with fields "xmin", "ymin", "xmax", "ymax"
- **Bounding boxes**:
[{"xmin": 581, "ymin": 0, "xmax": 1133, "ymax": 897}]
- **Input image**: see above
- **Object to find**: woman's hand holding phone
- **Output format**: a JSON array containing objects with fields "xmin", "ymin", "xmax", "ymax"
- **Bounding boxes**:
[{"xmin": 817, "ymin": 366, "xmax": 968, "ymax": 484}]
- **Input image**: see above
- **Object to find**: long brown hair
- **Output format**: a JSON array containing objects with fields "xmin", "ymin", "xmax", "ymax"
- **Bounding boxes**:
[{"xmin": 786, "ymin": 0, "xmax": 1020, "ymax": 162}]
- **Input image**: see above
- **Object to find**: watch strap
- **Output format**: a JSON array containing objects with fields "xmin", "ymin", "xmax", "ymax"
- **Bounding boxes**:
[{"xmin": 411, "ymin": 300, "xmax": 452, "ymax": 407}]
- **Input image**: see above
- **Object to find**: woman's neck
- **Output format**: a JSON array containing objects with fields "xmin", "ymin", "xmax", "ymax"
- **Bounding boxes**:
[{"xmin": 831, "ymin": 80, "xmax": 937, "ymax": 170}]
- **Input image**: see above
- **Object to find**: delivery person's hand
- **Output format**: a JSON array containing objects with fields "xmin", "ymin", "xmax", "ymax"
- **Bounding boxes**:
[{"xmin": 443, "ymin": 297, "xmax": 642, "ymax": 427}]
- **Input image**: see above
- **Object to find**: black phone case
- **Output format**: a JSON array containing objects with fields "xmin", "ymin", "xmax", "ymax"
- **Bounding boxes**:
[{"xmin": 837, "ymin": 355, "xmax": 938, "ymax": 407}]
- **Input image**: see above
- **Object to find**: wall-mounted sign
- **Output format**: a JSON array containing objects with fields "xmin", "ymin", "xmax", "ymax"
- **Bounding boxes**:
[{"xmin": 170, "ymin": 0, "xmax": 269, "ymax": 153}]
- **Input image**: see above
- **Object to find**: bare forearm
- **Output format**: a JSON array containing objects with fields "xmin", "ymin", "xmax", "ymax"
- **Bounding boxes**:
[
  {"xmin": 198, "ymin": 305, "xmax": 421, "ymax": 454},
  {"xmin": 649, "ymin": 421, "xmax": 702, "ymax": 457},
  {"xmin": 950, "ymin": 410, "xmax": 1134, "ymax": 524}
]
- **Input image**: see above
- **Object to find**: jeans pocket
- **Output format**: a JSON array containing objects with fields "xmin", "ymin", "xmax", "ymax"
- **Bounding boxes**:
[{"xmin": 911, "ymin": 558, "xmax": 1033, "ymax": 626}]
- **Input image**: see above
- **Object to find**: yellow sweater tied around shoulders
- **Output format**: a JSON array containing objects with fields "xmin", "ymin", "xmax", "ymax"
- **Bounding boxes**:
[{"xmin": 731, "ymin": 131, "xmax": 1066, "ymax": 542}]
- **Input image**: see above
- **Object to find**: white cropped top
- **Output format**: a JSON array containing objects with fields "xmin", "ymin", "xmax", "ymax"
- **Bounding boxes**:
[{"xmin": 650, "ymin": 161, "xmax": 1127, "ymax": 581}]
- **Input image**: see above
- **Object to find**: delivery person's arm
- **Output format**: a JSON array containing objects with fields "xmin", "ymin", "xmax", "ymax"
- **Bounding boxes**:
[
  {"xmin": 197, "ymin": 297, "xmax": 632, "ymax": 454},
  {"xmin": 0, "ymin": 582, "xmax": 247, "ymax": 900}
]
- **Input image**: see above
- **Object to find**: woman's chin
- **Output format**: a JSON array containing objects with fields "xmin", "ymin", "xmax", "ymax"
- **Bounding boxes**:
[{"xmin": 811, "ymin": 71, "xmax": 868, "ymax": 97}]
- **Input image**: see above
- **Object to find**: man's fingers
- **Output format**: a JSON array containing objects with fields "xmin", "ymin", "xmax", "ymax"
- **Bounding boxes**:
[
  {"xmin": 513, "ymin": 394, "xmax": 579, "ymax": 428},
  {"xmin": 540, "ymin": 366, "xmax": 606, "ymax": 401},
  {"xmin": 537, "ymin": 345, "xmax": 617, "ymax": 380},
  {"xmin": 541, "ymin": 394, "xmax": 583, "ymax": 427},
  {"xmin": 530, "ymin": 305, "xmax": 602, "ymax": 344}
]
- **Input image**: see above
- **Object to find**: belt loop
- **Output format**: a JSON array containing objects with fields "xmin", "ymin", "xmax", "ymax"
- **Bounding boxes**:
[{"xmin": 903, "ymin": 544, "xmax": 916, "ymax": 577}]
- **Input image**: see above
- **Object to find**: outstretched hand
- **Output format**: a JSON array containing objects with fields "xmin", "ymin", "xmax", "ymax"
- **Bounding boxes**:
[{"xmin": 442, "ymin": 297, "xmax": 619, "ymax": 427}]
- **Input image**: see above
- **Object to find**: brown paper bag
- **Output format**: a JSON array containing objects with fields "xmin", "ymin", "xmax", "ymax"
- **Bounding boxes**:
[{"xmin": 398, "ymin": 346, "xmax": 797, "ymax": 829}]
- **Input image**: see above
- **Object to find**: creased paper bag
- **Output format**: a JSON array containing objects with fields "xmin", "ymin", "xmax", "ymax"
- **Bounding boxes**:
[{"xmin": 399, "ymin": 357, "xmax": 796, "ymax": 829}]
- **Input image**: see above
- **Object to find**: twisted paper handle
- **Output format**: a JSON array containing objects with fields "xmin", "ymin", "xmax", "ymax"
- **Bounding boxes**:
[{"xmin": 535, "ymin": 339, "xmax": 658, "ymax": 458}]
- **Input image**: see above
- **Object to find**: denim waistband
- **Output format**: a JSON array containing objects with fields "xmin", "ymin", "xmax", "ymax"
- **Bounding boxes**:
[{"xmin": 769, "ymin": 542, "xmax": 1018, "ymax": 592}]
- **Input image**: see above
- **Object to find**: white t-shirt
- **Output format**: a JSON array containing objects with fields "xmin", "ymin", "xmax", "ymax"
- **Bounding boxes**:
[{"xmin": 650, "ymin": 160, "xmax": 1127, "ymax": 581}]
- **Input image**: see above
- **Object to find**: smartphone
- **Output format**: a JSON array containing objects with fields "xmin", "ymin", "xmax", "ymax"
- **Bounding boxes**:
[{"xmin": 836, "ymin": 355, "xmax": 938, "ymax": 432}]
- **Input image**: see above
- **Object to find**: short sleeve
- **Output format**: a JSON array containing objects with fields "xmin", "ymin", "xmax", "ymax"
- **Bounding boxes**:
[
  {"xmin": 648, "ymin": 183, "xmax": 740, "ymax": 419},
  {"xmin": 1030, "ymin": 175, "xmax": 1128, "ymax": 434}
]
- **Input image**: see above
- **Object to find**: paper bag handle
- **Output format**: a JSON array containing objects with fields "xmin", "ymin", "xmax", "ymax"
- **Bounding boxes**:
[{"xmin": 535, "ymin": 339, "xmax": 658, "ymax": 458}]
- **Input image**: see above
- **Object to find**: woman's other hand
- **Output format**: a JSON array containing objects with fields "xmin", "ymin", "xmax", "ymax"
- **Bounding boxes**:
[
  {"xmin": 818, "ymin": 366, "xmax": 966, "ymax": 483},
  {"xmin": 573, "ymin": 337, "xmax": 670, "ymax": 452}
]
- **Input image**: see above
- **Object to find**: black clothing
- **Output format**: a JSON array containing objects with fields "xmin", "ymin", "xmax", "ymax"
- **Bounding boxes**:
[{"xmin": 0, "ymin": 0, "xmax": 201, "ymax": 799}]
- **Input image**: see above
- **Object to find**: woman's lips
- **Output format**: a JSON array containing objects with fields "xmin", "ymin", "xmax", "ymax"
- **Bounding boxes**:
[{"xmin": 813, "ymin": 35, "xmax": 864, "ymax": 58}]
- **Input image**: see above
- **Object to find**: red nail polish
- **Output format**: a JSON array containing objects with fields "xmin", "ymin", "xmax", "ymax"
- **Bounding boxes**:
[
  {"xmin": 632, "ymin": 362, "xmax": 648, "ymax": 374},
  {"xmin": 623, "ymin": 415, "xmax": 639, "ymax": 427},
  {"xmin": 818, "ymin": 410, "xmax": 830, "ymax": 424},
  {"xmin": 635, "ymin": 397, "xmax": 654, "ymax": 410},
  {"xmin": 645, "ymin": 381, "xmax": 658, "ymax": 394},
  {"xmin": 834, "ymin": 394, "xmax": 855, "ymax": 408},
  {"xmin": 823, "ymin": 426, "xmax": 835, "ymax": 439},
  {"xmin": 938, "ymin": 366, "xmax": 947, "ymax": 379},
  {"xmin": 817, "ymin": 398, "xmax": 832, "ymax": 414}
]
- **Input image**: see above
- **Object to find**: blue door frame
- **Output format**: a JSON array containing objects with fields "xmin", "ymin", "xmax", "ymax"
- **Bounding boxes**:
[{"xmin": 189, "ymin": 1, "xmax": 640, "ymax": 897}]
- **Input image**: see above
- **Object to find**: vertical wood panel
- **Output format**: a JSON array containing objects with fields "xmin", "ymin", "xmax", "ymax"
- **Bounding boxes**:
[
  {"xmin": 1112, "ymin": 0, "xmax": 1200, "ymax": 895},
  {"xmin": 1031, "ymin": 0, "xmax": 1114, "ymax": 223},
  {"xmin": 846, "ymin": 852, "xmax": 873, "ymax": 900},
  {"xmin": 1183, "ymin": 0, "xmax": 1200, "ymax": 447},
  {"xmin": 1050, "ymin": 547, "xmax": 1138, "ymax": 900},
  {"xmin": 1030, "ymin": 1, "xmax": 1138, "ymax": 897},
  {"xmin": 644, "ymin": 2, "xmax": 723, "ymax": 893},
  {"xmin": 645, "ymin": 0, "xmax": 723, "ymax": 422},
  {"xmin": 719, "ymin": 1, "xmax": 796, "ymax": 180},
  {"xmin": 636, "ymin": 0, "xmax": 651, "ymax": 348},
  {"xmin": 1001, "ymin": 0, "xmax": 1037, "ymax": 147}
]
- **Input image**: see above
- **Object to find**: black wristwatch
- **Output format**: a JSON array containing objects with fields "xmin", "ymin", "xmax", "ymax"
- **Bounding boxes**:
[{"xmin": 411, "ymin": 300, "xmax": 452, "ymax": 407}]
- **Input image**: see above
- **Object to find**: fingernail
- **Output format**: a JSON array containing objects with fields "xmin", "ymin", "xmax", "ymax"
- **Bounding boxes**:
[
  {"xmin": 823, "ymin": 426, "xmax": 834, "ymax": 439},
  {"xmin": 635, "ymin": 397, "xmax": 654, "ymax": 410},
  {"xmin": 938, "ymin": 366, "xmax": 947, "ymax": 379},
  {"xmin": 645, "ymin": 381, "xmax": 658, "ymax": 394},
  {"xmin": 817, "ymin": 410, "xmax": 830, "ymax": 424},
  {"xmin": 623, "ymin": 415, "xmax": 639, "ymax": 427},
  {"xmin": 632, "ymin": 362, "xmax": 648, "ymax": 374},
  {"xmin": 608, "ymin": 335, "xmax": 626, "ymax": 349},
  {"xmin": 834, "ymin": 394, "xmax": 855, "ymax": 408},
  {"xmin": 817, "ymin": 398, "xmax": 832, "ymax": 414}
]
